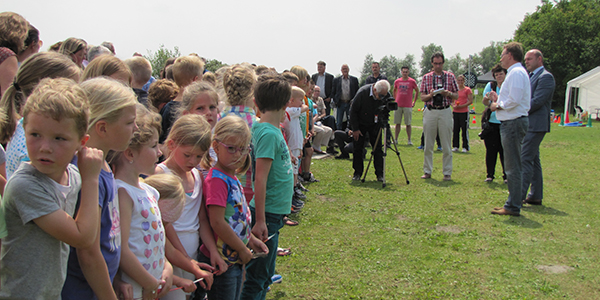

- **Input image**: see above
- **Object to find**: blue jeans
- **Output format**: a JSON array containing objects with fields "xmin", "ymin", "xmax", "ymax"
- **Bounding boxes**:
[
  {"xmin": 196, "ymin": 252, "xmax": 243, "ymax": 300},
  {"xmin": 336, "ymin": 101, "xmax": 350, "ymax": 129},
  {"xmin": 500, "ymin": 116, "xmax": 528, "ymax": 213},
  {"xmin": 240, "ymin": 209, "xmax": 284, "ymax": 300}
]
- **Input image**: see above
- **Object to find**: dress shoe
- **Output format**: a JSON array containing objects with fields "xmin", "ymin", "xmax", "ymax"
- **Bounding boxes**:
[
  {"xmin": 523, "ymin": 198, "xmax": 542, "ymax": 205},
  {"xmin": 335, "ymin": 154, "xmax": 350, "ymax": 159},
  {"xmin": 443, "ymin": 175, "xmax": 452, "ymax": 181},
  {"xmin": 326, "ymin": 147, "xmax": 339, "ymax": 154},
  {"xmin": 377, "ymin": 176, "xmax": 384, "ymax": 182},
  {"xmin": 421, "ymin": 173, "xmax": 431, "ymax": 179},
  {"xmin": 491, "ymin": 208, "xmax": 520, "ymax": 216},
  {"xmin": 352, "ymin": 174, "xmax": 361, "ymax": 181}
]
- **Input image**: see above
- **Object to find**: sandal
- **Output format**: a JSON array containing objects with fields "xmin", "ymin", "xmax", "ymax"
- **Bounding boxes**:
[
  {"xmin": 284, "ymin": 217, "xmax": 299, "ymax": 226},
  {"xmin": 277, "ymin": 247, "xmax": 291, "ymax": 256}
]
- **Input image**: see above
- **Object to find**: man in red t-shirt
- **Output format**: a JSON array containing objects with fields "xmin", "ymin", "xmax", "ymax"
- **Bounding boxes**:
[{"xmin": 393, "ymin": 66, "xmax": 420, "ymax": 145}]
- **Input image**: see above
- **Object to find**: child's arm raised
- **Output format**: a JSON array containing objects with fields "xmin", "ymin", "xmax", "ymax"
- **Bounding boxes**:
[
  {"xmin": 118, "ymin": 188, "xmax": 162, "ymax": 296},
  {"xmin": 208, "ymin": 205, "xmax": 253, "ymax": 264},
  {"xmin": 251, "ymin": 157, "xmax": 272, "ymax": 241},
  {"xmin": 33, "ymin": 146, "xmax": 102, "ymax": 248}
]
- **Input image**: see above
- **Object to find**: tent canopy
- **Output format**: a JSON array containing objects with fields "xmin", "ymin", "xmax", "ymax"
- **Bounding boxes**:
[
  {"xmin": 477, "ymin": 70, "xmax": 495, "ymax": 84},
  {"xmin": 564, "ymin": 66, "xmax": 600, "ymax": 116}
]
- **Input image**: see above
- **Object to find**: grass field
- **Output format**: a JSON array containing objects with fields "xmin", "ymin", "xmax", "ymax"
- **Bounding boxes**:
[{"xmin": 267, "ymin": 102, "xmax": 600, "ymax": 299}]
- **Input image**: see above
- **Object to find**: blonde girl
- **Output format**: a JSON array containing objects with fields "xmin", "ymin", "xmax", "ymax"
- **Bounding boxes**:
[
  {"xmin": 220, "ymin": 64, "xmax": 257, "ymax": 203},
  {"xmin": 0, "ymin": 12, "xmax": 29, "ymax": 96},
  {"xmin": 108, "ymin": 106, "xmax": 173, "ymax": 299},
  {"xmin": 155, "ymin": 114, "xmax": 213, "ymax": 300},
  {"xmin": 143, "ymin": 173, "xmax": 215, "ymax": 296},
  {"xmin": 81, "ymin": 54, "xmax": 132, "ymax": 85},
  {"xmin": 61, "ymin": 77, "xmax": 138, "ymax": 300},
  {"xmin": 59, "ymin": 37, "xmax": 87, "ymax": 69},
  {"xmin": 0, "ymin": 52, "xmax": 81, "ymax": 179},
  {"xmin": 177, "ymin": 81, "xmax": 219, "ymax": 129},
  {"xmin": 198, "ymin": 116, "xmax": 267, "ymax": 300}
]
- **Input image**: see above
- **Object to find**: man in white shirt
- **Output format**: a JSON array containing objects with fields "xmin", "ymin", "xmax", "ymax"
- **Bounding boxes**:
[{"xmin": 489, "ymin": 42, "xmax": 531, "ymax": 216}]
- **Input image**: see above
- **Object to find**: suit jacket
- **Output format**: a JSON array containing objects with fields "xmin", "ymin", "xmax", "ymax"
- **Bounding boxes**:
[
  {"xmin": 331, "ymin": 75, "xmax": 359, "ymax": 105},
  {"xmin": 528, "ymin": 67, "xmax": 555, "ymax": 132},
  {"xmin": 311, "ymin": 73, "xmax": 334, "ymax": 99},
  {"xmin": 349, "ymin": 84, "xmax": 390, "ymax": 131}
]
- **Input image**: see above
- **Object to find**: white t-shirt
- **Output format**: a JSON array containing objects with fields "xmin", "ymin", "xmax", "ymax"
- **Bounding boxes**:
[{"xmin": 283, "ymin": 107, "xmax": 303, "ymax": 152}]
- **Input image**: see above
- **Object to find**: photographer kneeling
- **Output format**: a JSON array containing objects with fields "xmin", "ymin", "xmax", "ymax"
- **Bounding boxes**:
[{"xmin": 349, "ymin": 80, "xmax": 392, "ymax": 181}]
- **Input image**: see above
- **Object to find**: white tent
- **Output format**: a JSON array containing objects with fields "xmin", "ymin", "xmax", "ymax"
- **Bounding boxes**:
[{"xmin": 564, "ymin": 66, "xmax": 600, "ymax": 118}]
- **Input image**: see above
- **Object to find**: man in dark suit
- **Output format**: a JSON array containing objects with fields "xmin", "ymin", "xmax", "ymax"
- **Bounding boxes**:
[
  {"xmin": 349, "ymin": 80, "xmax": 391, "ymax": 181},
  {"xmin": 311, "ymin": 61, "xmax": 335, "ymax": 115},
  {"xmin": 331, "ymin": 64, "xmax": 359, "ymax": 129},
  {"xmin": 521, "ymin": 49, "xmax": 555, "ymax": 206}
]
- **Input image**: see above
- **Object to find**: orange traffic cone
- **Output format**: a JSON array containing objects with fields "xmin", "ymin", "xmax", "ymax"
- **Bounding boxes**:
[{"xmin": 472, "ymin": 115, "xmax": 476, "ymax": 124}]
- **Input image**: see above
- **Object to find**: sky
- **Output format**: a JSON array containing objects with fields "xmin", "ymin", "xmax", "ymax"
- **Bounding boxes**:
[{"xmin": 5, "ymin": 0, "xmax": 543, "ymax": 77}]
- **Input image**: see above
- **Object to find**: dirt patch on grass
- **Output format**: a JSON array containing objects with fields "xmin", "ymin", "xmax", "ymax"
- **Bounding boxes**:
[
  {"xmin": 396, "ymin": 215, "xmax": 410, "ymax": 221},
  {"xmin": 435, "ymin": 225, "xmax": 463, "ymax": 234},
  {"xmin": 316, "ymin": 194, "xmax": 336, "ymax": 202},
  {"xmin": 536, "ymin": 265, "xmax": 574, "ymax": 274}
]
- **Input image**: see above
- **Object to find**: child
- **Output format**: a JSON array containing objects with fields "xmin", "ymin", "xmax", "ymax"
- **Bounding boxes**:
[
  {"xmin": 155, "ymin": 114, "xmax": 213, "ymax": 300},
  {"xmin": 283, "ymin": 87, "xmax": 308, "ymax": 210},
  {"xmin": 221, "ymin": 64, "xmax": 258, "ymax": 204},
  {"xmin": 160, "ymin": 55, "xmax": 205, "ymax": 144},
  {"xmin": 148, "ymin": 79, "xmax": 179, "ymax": 113},
  {"xmin": 0, "ymin": 78, "xmax": 103, "ymax": 299},
  {"xmin": 62, "ymin": 77, "xmax": 138, "ymax": 300},
  {"xmin": 198, "ymin": 116, "xmax": 268, "ymax": 300},
  {"xmin": 0, "ymin": 52, "xmax": 81, "ymax": 179},
  {"xmin": 177, "ymin": 81, "xmax": 219, "ymax": 130},
  {"xmin": 144, "ymin": 173, "xmax": 215, "ymax": 297},
  {"xmin": 240, "ymin": 74, "xmax": 294, "ymax": 299},
  {"xmin": 108, "ymin": 107, "xmax": 173, "ymax": 299}
]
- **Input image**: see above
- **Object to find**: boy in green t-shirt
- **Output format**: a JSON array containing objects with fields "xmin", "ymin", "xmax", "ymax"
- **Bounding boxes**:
[{"xmin": 242, "ymin": 74, "xmax": 294, "ymax": 299}]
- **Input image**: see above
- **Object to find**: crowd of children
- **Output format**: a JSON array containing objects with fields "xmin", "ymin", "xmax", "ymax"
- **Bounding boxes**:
[{"xmin": 0, "ymin": 11, "xmax": 326, "ymax": 300}]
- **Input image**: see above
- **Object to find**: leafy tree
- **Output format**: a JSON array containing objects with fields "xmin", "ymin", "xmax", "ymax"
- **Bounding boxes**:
[
  {"xmin": 145, "ymin": 45, "xmax": 181, "ymax": 78},
  {"xmin": 379, "ymin": 54, "xmax": 418, "ymax": 83},
  {"xmin": 514, "ymin": 0, "xmax": 600, "ymax": 109},
  {"xmin": 359, "ymin": 53, "xmax": 374, "ymax": 86},
  {"xmin": 204, "ymin": 59, "xmax": 227, "ymax": 73},
  {"xmin": 445, "ymin": 53, "xmax": 467, "ymax": 76},
  {"xmin": 472, "ymin": 41, "xmax": 505, "ymax": 75},
  {"xmin": 419, "ymin": 43, "xmax": 443, "ymax": 77}
]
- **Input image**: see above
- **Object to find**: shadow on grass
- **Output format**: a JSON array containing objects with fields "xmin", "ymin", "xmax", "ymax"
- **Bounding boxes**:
[
  {"xmin": 349, "ymin": 178, "xmax": 403, "ymax": 191},
  {"xmin": 521, "ymin": 205, "xmax": 568, "ymax": 216},
  {"xmin": 485, "ymin": 181, "xmax": 508, "ymax": 190},
  {"xmin": 423, "ymin": 179, "xmax": 460, "ymax": 187},
  {"xmin": 502, "ymin": 215, "xmax": 543, "ymax": 228}
]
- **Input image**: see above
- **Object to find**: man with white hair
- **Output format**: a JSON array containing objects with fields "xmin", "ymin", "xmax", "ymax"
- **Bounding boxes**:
[
  {"xmin": 349, "ymin": 80, "xmax": 391, "ymax": 181},
  {"xmin": 86, "ymin": 45, "xmax": 112, "ymax": 62}
]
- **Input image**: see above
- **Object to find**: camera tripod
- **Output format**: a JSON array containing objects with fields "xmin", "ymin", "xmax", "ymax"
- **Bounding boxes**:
[{"xmin": 362, "ymin": 122, "xmax": 410, "ymax": 187}]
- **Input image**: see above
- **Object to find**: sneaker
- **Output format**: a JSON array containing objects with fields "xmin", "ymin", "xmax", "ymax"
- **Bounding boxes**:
[
  {"xmin": 294, "ymin": 187, "xmax": 307, "ymax": 200},
  {"xmin": 407, "ymin": 140, "xmax": 413, "ymax": 146},
  {"xmin": 292, "ymin": 196, "xmax": 305, "ymax": 208},
  {"xmin": 462, "ymin": 148, "xmax": 468, "ymax": 153},
  {"xmin": 271, "ymin": 274, "xmax": 283, "ymax": 284},
  {"xmin": 304, "ymin": 173, "xmax": 319, "ymax": 183},
  {"xmin": 296, "ymin": 182, "xmax": 309, "ymax": 192},
  {"xmin": 335, "ymin": 154, "xmax": 350, "ymax": 159},
  {"xmin": 452, "ymin": 147, "xmax": 458, "ymax": 152},
  {"xmin": 377, "ymin": 176, "xmax": 384, "ymax": 182},
  {"xmin": 291, "ymin": 205, "xmax": 302, "ymax": 214},
  {"xmin": 437, "ymin": 147, "xmax": 442, "ymax": 151},
  {"xmin": 297, "ymin": 175, "xmax": 305, "ymax": 183},
  {"xmin": 417, "ymin": 145, "xmax": 424, "ymax": 150},
  {"xmin": 484, "ymin": 177, "xmax": 493, "ymax": 182},
  {"xmin": 352, "ymin": 174, "xmax": 361, "ymax": 181}
]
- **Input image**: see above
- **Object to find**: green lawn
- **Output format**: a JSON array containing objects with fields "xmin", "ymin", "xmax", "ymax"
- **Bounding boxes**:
[{"xmin": 268, "ymin": 103, "xmax": 600, "ymax": 299}]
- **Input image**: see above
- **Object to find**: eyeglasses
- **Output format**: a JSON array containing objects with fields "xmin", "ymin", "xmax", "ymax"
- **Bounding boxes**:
[
  {"xmin": 217, "ymin": 141, "xmax": 250, "ymax": 154},
  {"xmin": 432, "ymin": 62, "xmax": 444, "ymax": 66}
]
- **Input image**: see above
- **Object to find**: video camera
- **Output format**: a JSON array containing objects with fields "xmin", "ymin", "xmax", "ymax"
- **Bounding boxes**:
[{"xmin": 377, "ymin": 94, "xmax": 398, "ymax": 124}]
